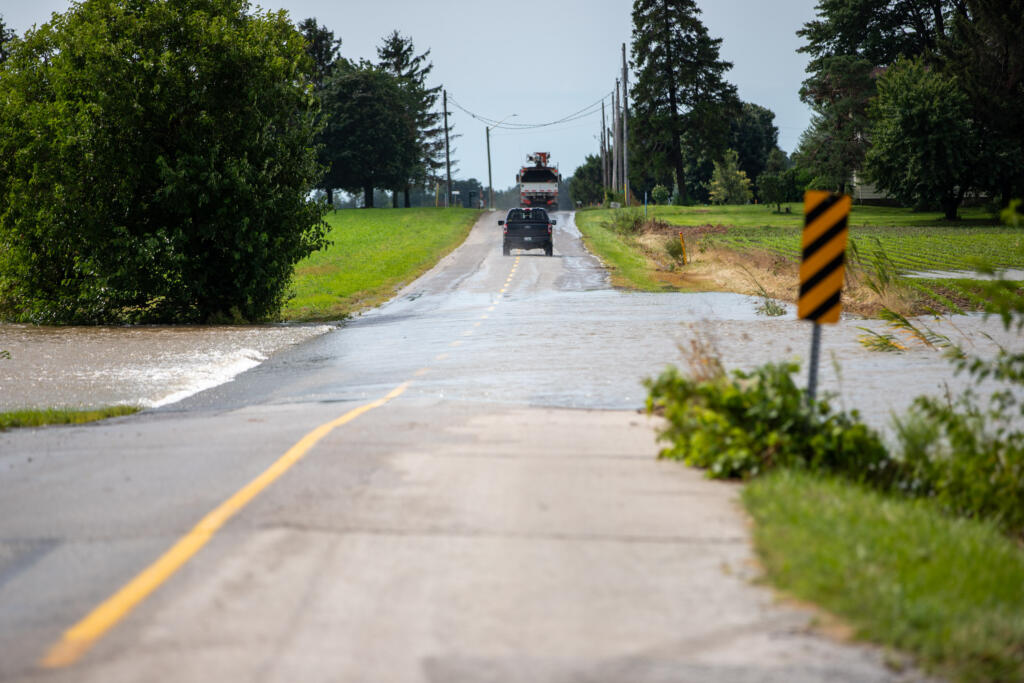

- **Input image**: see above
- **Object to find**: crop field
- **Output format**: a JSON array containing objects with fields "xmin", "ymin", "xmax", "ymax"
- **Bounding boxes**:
[{"xmin": 698, "ymin": 224, "xmax": 1024, "ymax": 272}]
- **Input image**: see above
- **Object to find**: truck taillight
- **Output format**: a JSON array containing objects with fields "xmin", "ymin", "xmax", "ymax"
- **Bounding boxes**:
[
  {"xmin": 548, "ymin": 225, "xmax": 552, "ymax": 234},
  {"xmin": 503, "ymin": 226, "xmax": 508, "ymax": 235}
]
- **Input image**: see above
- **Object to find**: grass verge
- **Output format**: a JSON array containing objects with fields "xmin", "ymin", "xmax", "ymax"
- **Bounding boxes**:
[
  {"xmin": 282, "ymin": 208, "xmax": 481, "ymax": 321},
  {"xmin": 573, "ymin": 210, "xmax": 663, "ymax": 290},
  {"xmin": 0, "ymin": 406, "xmax": 140, "ymax": 431},
  {"xmin": 744, "ymin": 470, "xmax": 1024, "ymax": 682}
]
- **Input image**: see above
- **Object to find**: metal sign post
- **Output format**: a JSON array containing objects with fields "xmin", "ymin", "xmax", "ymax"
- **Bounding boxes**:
[{"xmin": 799, "ymin": 190, "xmax": 851, "ymax": 404}]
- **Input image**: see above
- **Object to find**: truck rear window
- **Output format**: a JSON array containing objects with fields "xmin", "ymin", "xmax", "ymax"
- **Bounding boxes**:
[{"xmin": 506, "ymin": 209, "xmax": 548, "ymax": 221}]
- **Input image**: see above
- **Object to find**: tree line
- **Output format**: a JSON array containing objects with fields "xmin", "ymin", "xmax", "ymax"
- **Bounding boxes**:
[
  {"xmin": 570, "ymin": 0, "xmax": 1023, "ymax": 220},
  {"xmin": 0, "ymin": 1, "xmax": 449, "ymax": 325},
  {"xmin": 299, "ymin": 20, "xmax": 450, "ymax": 209}
]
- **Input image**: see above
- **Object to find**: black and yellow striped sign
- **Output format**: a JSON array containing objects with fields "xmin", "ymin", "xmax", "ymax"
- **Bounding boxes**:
[{"xmin": 798, "ymin": 191, "xmax": 851, "ymax": 323}]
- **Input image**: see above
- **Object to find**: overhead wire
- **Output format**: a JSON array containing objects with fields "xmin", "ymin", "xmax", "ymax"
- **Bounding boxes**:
[{"xmin": 447, "ymin": 92, "xmax": 613, "ymax": 130}]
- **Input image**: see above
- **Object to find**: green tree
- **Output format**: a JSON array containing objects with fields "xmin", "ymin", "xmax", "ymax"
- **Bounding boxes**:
[
  {"xmin": 756, "ymin": 172, "xmax": 787, "ymax": 212},
  {"xmin": 319, "ymin": 60, "xmax": 418, "ymax": 209},
  {"xmin": 630, "ymin": 0, "xmax": 738, "ymax": 204},
  {"xmin": 795, "ymin": 56, "xmax": 875, "ymax": 193},
  {"xmin": 728, "ymin": 102, "xmax": 780, "ymax": 195},
  {"xmin": 651, "ymin": 184, "xmax": 670, "ymax": 205},
  {"xmin": 708, "ymin": 149, "xmax": 752, "ymax": 205},
  {"xmin": 297, "ymin": 18, "xmax": 341, "ymax": 91},
  {"xmin": 865, "ymin": 57, "xmax": 980, "ymax": 219},
  {"xmin": 944, "ymin": 0, "xmax": 1024, "ymax": 204},
  {"xmin": 569, "ymin": 154, "xmax": 603, "ymax": 206},
  {"xmin": 0, "ymin": 0, "xmax": 327, "ymax": 324},
  {"xmin": 796, "ymin": 1, "xmax": 966, "ymax": 194},
  {"xmin": 377, "ymin": 31, "xmax": 444, "ymax": 209},
  {"xmin": 0, "ymin": 14, "xmax": 15, "ymax": 64}
]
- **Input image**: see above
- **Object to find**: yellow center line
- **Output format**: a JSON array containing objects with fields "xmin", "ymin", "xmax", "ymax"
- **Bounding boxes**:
[
  {"xmin": 462, "ymin": 330, "xmax": 474, "ymax": 337},
  {"xmin": 473, "ymin": 322, "xmax": 482, "ymax": 327},
  {"xmin": 450, "ymin": 340, "xmax": 463, "ymax": 347},
  {"xmin": 434, "ymin": 353, "xmax": 449, "ymax": 361},
  {"xmin": 414, "ymin": 368, "xmax": 431, "ymax": 377},
  {"xmin": 487, "ymin": 306, "xmax": 496, "ymax": 312},
  {"xmin": 40, "ymin": 382, "xmax": 410, "ymax": 669}
]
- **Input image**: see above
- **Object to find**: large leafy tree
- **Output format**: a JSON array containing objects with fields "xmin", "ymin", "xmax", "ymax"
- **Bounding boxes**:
[
  {"xmin": 569, "ymin": 154, "xmax": 603, "ymax": 206},
  {"xmin": 319, "ymin": 60, "xmax": 418, "ymax": 208},
  {"xmin": 630, "ymin": 0, "xmax": 738, "ymax": 203},
  {"xmin": 0, "ymin": 0, "xmax": 327, "ymax": 324},
  {"xmin": 728, "ymin": 102, "xmax": 781, "ymax": 197},
  {"xmin": 796, "ymin": 1, "xmax": 964, "ymax": 193},
  {"xmin": 865, "ymin": 58, "xmax": 981, "ymax": 219}
]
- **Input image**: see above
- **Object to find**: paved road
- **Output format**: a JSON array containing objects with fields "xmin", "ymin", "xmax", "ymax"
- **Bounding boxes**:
[{"xmin": 0, "ymin": 212, "xmax": 922, "ymax": 682}]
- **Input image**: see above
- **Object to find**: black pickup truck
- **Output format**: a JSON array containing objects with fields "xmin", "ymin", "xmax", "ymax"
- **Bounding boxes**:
[{"xmin": 498, "ymin": 208, "xmax": 556, "ymax": 256}]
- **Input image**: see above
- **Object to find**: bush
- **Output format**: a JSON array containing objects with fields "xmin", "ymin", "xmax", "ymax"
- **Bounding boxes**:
[
  {"xmin": 604, "ymin": 208, "xmax": 645, "ymax": 234},
  {"xmin": 651, "ymin": 184, "xmax": 670, "ymax": 205},
  {"xmin": 0, "ymin": 0, "xmax": 327, "ymax": 323},
  {"xmin": 645, "ymin": 362, "xmax": 894, "ymax": 481}
]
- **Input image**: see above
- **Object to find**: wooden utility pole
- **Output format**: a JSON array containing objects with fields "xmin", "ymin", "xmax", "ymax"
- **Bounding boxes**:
[
  {"xmin": 612, "ymin": 80, "xmax": 619, "ymax": 194},
  {"xmin": 443, "ymin": 89, "xmax": 451, "ymax": 208},
  {"xmin": 622, "ymin": 43, "xmax": 630, "ymax": 205},
  {"xmin": 600, "ymin": 101, "xmax": 608, "ymax": 189}
]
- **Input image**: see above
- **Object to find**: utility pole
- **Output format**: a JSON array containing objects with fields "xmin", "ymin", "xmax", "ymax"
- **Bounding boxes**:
[
  {"xmin": 486, "ymin": 114, "xmax": 516, "ymax": 211},
  {"xmin": 443, "ymin": 89, "xmax": 451, "ymax": 208},
  {"xmin": 600, "ymin": 101, "xmax": 608, "ymax": 189},
  {"xmin": 622, "ymin": 43, "xmax": 630, "ymax": 205},
  {"xmin": 612, "ymin": 80, "xmax": 619, "ymax": 194}
]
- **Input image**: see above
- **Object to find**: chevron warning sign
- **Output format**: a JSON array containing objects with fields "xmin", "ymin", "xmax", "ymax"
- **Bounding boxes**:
[{"xmin": 798, "ymin": 191, "xmax": 851, "ymax": 323}]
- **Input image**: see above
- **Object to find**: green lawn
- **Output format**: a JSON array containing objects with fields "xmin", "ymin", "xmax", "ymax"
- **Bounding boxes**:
[
  {"xmin": 0, "ymin": 406, "xmax": 140, "ymax": 430},
  {"xmin": 282, "ymin": 208, "xmax": 480, "ymax": 321},
  {"xmin": 744, "ymin": 470, "xmax": 1024, "ymax": 682}
]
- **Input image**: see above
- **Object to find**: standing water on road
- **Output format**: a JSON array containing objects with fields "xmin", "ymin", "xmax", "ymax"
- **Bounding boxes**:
[{"xmin": 0, "ymin": 323, "xmax": 334, "ymax": 411}]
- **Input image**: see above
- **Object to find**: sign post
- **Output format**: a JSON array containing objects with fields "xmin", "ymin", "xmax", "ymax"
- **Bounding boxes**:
[{"xmin": 798, "ymin": 191, "xmax": 852, "ymax": 403}]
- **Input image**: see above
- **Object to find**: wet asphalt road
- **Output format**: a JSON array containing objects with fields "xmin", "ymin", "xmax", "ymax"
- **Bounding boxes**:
[{"xmin": 0, "ymin": 212, "xmax": 928, "ymax": 682}]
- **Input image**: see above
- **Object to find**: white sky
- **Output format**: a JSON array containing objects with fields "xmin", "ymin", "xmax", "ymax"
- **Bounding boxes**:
[{"xmin": 4, "ymin": 0, "xmax": 817, "ymax": 188}]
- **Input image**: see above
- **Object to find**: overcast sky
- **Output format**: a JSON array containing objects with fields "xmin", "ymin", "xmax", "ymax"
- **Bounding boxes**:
[{"xmin": 6, "ymin": 0, "xmax": 819, "ymax": 190}]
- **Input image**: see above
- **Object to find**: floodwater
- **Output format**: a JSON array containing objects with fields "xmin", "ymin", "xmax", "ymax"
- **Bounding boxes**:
[{"xmin": 0, "ymin": 323, "xmax": 334, "ymax": 411}]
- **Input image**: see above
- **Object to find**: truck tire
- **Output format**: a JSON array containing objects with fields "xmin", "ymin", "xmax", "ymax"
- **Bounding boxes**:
[
  {"xmin": 503, "ymin": 241, "xmax": 511, "ymax": 256},
  {"xmin": 545, "ymin": 242, "xmax": 553, "ymax": 256}
]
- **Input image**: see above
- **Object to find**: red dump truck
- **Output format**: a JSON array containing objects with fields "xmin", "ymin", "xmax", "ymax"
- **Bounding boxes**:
[{"xmin": 517, "ymin": 152, "xmax": 559, "ymax": 208}]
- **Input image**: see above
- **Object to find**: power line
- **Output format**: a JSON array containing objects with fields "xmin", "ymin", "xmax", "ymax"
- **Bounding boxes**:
[{"xmin": 447, "ymin": 92, "xmax": 613, "ymax": 130}]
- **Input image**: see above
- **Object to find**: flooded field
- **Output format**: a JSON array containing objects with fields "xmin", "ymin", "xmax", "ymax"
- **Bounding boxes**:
[{"xmin": 0, "ymin": 323, "xmax": 334, "ymax": 411}]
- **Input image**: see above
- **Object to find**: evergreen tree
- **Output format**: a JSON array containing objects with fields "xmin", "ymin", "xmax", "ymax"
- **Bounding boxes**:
[
  {"xmin": 377, "ymin": 31, "xmax": 444, "ymax": 208},
  {"xmin": 630, "ymin": 0, "xmax": 738, "ymax": 204},
  {"xmin": 568, "ymin": 154, "xmax": 603, "ymax": 206},
  {"xmin": 943, "ymin": 0, "xmax": 1024, "ymax": 204},
  {"xmin": 0, "ymin": 14, "xmax": 15, "ymax": 64},
  {"xmin": 297, "ymin": 18, "xmax": 341, "ymax": 91}
]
